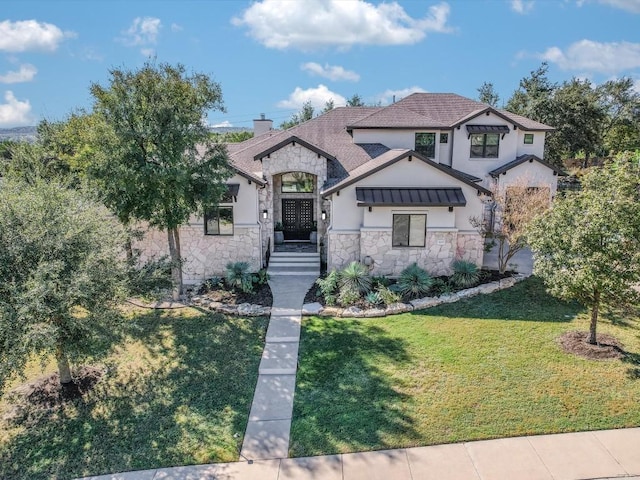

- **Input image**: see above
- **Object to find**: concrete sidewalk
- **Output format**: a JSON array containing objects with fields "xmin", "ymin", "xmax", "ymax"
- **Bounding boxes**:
[{"xmin": 83, "ymin": 427, "xmax": 640, "ymax": 480}]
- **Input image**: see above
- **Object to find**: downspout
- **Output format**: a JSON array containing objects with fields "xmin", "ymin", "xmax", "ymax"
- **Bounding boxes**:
[
  {"xmin": 449, "ymin": 128, "xmax": 455, "ymax": 167},
  {"xmin": 257, "ymin": 182, "xmax": 266, "ymax": 269}
]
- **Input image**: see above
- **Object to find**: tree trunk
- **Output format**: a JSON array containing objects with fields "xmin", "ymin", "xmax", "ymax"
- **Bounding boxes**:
[
  {"xmin": 167, "ymin": 228, "xmax": 183, "ymax": 301},
  {"xmin": 588, "ymin": 292, "xmax": 600, "ymax": 345},
  {"xmin": 498, "ymin": 238, "xmax": 507, "ymax": 274},
  {"xmin": 56, "ymin": 346, "xmax": 73, "ymax": 385},
  {"xmin": 125, "ymin": 238, "xmax": 133, "ymax": 263}
]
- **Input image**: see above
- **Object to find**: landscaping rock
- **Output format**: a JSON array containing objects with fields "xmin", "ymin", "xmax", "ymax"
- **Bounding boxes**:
[
  {"xmin": 500, "ymin": 277, "xmax": 517, "ymax": 288},
  {"xmin": 237, "ymin": 303, "xmax": 269, "ymax": 316},
  {"xmin": 364, "ymin": 308, "xmax": 387, "ymax": 318},
  {"xmin": 319, "ymin": 306, "xmax": 343, "ymax": 317},
  {"xmin": 476, "ymin": 281, "xmax": 501, "ymax": 294},
  {"xmin": 410, "ymin": 297, "xmax": 442, "ymax": 310},
  {"xmin": 191, "ymin": 296, "xmax": 203, "ymax": 305},
  {"xmin": 385, "ymin": 302, "xmax": 413, "ymax": 315},
  {"xmin": 302, "ymin": 302, "xmax": 323, "ymax": 316},
  {"xmin": 216, "ymin": 304, "xmax": 238, "ymax": 315},
  {"xmin": 341, "ymin": 306, "xmax": 365, "ymax": 318},
  {"xmin": 438, "ymin": 294, "xmax": 457, "ymax": 304},
  {"xmin": 207, "ymin": 301, "xmax": 223, "ymax": 311}
]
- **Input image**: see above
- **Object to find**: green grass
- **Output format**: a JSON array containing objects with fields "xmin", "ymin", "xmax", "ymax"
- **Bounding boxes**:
[
  {"xmin": 290, "ymin": 277, "xmax": 640, "ymax": 457},
  {"xmin": 0, "ymin": 307, "xmax": 268, "ymax": 480}
]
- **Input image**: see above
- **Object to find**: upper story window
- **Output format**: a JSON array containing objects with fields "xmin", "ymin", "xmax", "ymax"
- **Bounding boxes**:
[
  {"xmin": 440, "ymin": 133, "xmax": 449, "ymax": 144},
  {"xmin": 281, "ymin": 172, "xmax": 314, "ymax": 193},
  {"xmin": 470, "ymin": 133, "xmax": 499, "ymax": 158},
  {"xmin": 415, "ymin": 133, "xmax": 436, "ymax": 158},
  {"xmin": 524, "ymin": 133, "xmax": 534, "ymax": 144}
]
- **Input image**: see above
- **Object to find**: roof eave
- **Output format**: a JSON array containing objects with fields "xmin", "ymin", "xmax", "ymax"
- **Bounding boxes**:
[{"xmin": 253, "ymin": 135, "xmax": 337, "ymax": 162}]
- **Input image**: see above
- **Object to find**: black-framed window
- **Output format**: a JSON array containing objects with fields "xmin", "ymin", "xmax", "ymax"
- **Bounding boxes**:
[
  {"xmin": 470, "ymin": 133, "xmax": 500, "ymax": 158},
  {"xmin": 415, "ymin": 133, "xmax": 436, "ymax": 158},
  {"xmin": 440, "ymin": 133, "xmax": 449, "ymax": 144},
  {"xmin": 205, "ymin": 206, "xmax": 234, "ymax": 235},
  {"xmin": 281, "ymin": 172, "xmax": 314, "ymax": 193},
  {"xmin": 392, "ymin": 214, "xmax": 426, "ymax": 247},
  {"xmin": 524, "ymin": 133, "xmax": 534, "ymax": 144}
]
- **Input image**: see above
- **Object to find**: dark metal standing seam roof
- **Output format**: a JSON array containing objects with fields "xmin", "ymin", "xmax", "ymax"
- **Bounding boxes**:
[
  {"xmin": 466, "ymin": 125, "xmax": 511, "ymax": 135},
  {"xmin": 355, "ymin": 187, "xmax": 467, "ymax": 207}
]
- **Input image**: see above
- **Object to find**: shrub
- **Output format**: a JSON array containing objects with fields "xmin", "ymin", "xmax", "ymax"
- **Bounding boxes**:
[
  {"xmin": 396, "ymin": 263, "xmax": 433, "ymax": 300},
  {"xmin": 197, "ymin": 275, "xmax": 224, "ymax": 294},
  {"xmin": 338, "ymin": 262, "xmax": 372, "ymax": 295},
  {"xmin": 316, "ymin": 270, "xmax": 339, "ymax": 302},
  {"xmin": 377, "ymin": 285, "xmax": 401, "ymax": 305},
  {"xmin": 338, "ymin": 285, "xmax": 360, "ymax": 307},
  {"xmin": 127, "ymin": 256, "xmax": 173, "ymax": 296},
  {"xmin": 450, "ymin": 260, "xmax": 480, "ymax": 289},
  {"xmin": 225, "ymin": 261, "xmax": 254, "ymax": 294},
  {"xmin": 372, "ymin": 275, "xmax": 390, "ymax": 288},
  {"xmin": 365, "ymin": 291, "xmax": 383, "ymax": 307},
  {"xmin": 253, "ymin": 269, "xmax": 269, "ymax": 286},
  {"xmin": 430, "ymin": 278, "xmax": 454, "ymax": 296}
]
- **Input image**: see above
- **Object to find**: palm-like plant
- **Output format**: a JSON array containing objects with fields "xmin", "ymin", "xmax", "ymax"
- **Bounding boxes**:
[
  {"xmin": 397, "ymin": 263, "xmax": 433, "ymax": 300},
  {"xmin": 339, "ymin": 262, "xmax": 372, "ymax": 295},
  {"xmin": 450, "ymin": 260, "xmax": 480, "ymax": 289}
]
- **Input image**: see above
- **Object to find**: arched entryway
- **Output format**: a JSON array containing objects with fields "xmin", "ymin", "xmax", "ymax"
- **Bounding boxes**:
[{"xmin": 274, "ymin": 171, "xmax": 317, "ymax": 241}]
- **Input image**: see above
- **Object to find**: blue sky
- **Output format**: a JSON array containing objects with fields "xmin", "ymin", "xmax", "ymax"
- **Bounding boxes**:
[{"xmin": 1, "ymin": 0, "xmax": 639, "ymax": 129}]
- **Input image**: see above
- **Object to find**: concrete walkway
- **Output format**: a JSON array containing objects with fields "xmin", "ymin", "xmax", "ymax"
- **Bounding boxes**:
[
  {"xmin": 83, "ymin": 427, "xmax": 640, "ymax": 479},
  {"xmin": 240, "ymin": 275, "xmax": 317, "ymax": 460}
]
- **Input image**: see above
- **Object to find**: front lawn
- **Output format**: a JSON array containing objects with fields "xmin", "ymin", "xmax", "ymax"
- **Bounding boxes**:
[
  {"xmin": 290, "ymin": 277, "xmax": 640, "ymax": 457},
  {"xmin": 0, "ymin": 307, "xmax": 268, "ymax": 480}
]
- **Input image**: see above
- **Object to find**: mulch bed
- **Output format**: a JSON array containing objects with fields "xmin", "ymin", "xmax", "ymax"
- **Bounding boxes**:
[
  {"xmin": 4, "ymin": 366, "xmax": 104, "ymax": 425},
  {"xmin": 304, "ymin": 269, "xmax": 513, "ymax": 305},
  {"xmin": 557, "ymin": 331, "xmax": 625, "ymax": 360},
  {"xmin": 200, "ymin": 282, "xmax": 273, "ymax": 307}
]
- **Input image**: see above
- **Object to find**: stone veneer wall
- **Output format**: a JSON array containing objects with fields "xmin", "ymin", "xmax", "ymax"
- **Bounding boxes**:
[
  {"xmin": 259, "ymin": 143, "xmax": 328, "ymax": 254},
  {"xmin": 327, "ymin": 232, "xmax": 361, "ymax": 270},
  {"xmin": 135, "ymin": 223, "xmax": 261, "ymax": 284},
  {"xmin": 358, "ymin": 229, "xmax": 483, "ymax": 277}
]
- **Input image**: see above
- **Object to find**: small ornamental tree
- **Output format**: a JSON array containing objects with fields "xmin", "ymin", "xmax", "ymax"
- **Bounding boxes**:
[
  {"xmin": 90, "ymin": 62, "xmax": 232, "ymax": 299},
  {"xmin": 528, "ymin": 159, "xmax": 640, "ymax": 345},
  {"xmin": 0, "ymin": 180, "xmax": 128, "ymax": 390},
  {"xmin": 471, "ymin": 178, "xmax": 551, "ymax": 273}
]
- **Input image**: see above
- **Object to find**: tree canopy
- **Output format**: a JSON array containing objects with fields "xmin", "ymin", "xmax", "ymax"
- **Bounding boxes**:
[
  {"xmin": 0, "ymin": 180, "xmax": 129, "ymax": 389},
  {"xmin": 528, "ymin": 155, "xmax": 640, "ymax": 344},
  {"xmin": 280, "ymin": 100, "xmax": 315, "ymax": 129},
  {"xmin": 477, "ymin": 82, "xmax": 500, "ymax": 107},
  {"xmin": 90, "ymin": 62, "xmax": 232, "ymax": 297}
]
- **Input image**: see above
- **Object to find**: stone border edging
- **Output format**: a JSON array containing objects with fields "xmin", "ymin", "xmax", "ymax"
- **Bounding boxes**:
[
  {"xmin": 301, "ymin": 273, "xmax": 531, "ymax": 318},
  {"xmin": 126, "ymin": 298, "xmax": 188, "ymax": 309},
  {"xmin": 190, "ymin": 298, "xmax": 271, "ymax": 317}
]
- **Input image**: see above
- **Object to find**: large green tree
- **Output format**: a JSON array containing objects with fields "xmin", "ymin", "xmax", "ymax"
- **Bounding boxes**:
[
  {"xmin": 477, "ymin": 81, "xmax": 500, "ymax": 107},
  {"xmin": 598, "ymin": 77, "xmax": 640, "ymax": 154},
  {"xmin": 280, "ymin": 100, "xmax": 315, "ymax": 129},
  {"xmin": 90, "ymin": 62, "xmax": 232, "ymax": 299},
  {"xmin": 0, "ymin": 180, "xmax": 128, "ymax": 389},
  {"xmin": 528, "ymin": 156, "xmax": 640, "ymax": 345}
]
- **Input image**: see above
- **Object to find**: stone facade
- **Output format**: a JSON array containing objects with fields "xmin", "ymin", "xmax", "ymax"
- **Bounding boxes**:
[
  {"xmin": 259, "ymin": 143, "xmax": 328, "ymax": 254},
  {"xmin": 358, "ymin": 228, "xmax": 483, "ymax": 277},
  {"xmin": 327, "ymin": 232, "xmax": 361, "ymax": 270},
  {"xmin": 135, "ymin": 222, "xmax": 261, "ymax": 284}
]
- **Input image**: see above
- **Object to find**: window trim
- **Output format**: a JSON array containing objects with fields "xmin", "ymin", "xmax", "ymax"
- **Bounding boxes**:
[
  {"xmin": 523, "ymin": 133, "xmax": 534, "ymax": 145},
  {"xmin": 415, "ymin": 132, "xmax": 436, "ymax": 158},
  {"xmin": 204, "ymin": 205, "xmax": 234, "ymax": 236},
  {"xmin": 392, "ymin": 213, "xmax": 427, "ymax": 248},
  {"xmin": 470, "ymin": 133, "xmax": 500, "ymax": 158}
]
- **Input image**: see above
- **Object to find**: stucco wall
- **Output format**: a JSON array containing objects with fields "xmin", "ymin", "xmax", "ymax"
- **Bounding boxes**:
[
  {"xmin": 496, "ymin": 158, "xmax": 559, "ymax": 197},
  {"xmin": 352, "ymin": 128, "xmax": 447, "ymax": 163}
]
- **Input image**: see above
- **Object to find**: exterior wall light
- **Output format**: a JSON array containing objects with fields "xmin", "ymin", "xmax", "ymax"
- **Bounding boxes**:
[
  {"xmin": 321, "ymin": 210, "xmax": 327, "ymax": 220},
  {"xmin": 262, "ymin": 210, "xmax": 268, "ymax": 219}
]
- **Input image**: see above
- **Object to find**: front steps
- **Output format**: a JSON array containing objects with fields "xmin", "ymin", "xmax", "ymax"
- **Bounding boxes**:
[{"xmin": 267, "ymin": 251, "xmax": 320, "ymax": 276}]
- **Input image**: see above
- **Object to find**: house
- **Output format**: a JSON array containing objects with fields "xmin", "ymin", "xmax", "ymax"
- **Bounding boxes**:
[{"xmin": 137, "ymin": 93, "xmax": 564, "ymax": 283}]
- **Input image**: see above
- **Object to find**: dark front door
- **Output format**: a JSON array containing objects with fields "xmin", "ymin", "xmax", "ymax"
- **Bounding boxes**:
[{"xmin": 282, "ymin": 199, "xmax": 313, "ymax": 240}]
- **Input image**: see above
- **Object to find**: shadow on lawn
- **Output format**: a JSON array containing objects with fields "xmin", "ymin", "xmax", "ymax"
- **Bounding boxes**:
[
  {"xmin": 413, "ymin": 277, "xmax": 583, "ymax": 322},
  {"xmin": 0, "ymin": 308, "xmax": 268, "ymax": 480},
  {"xmin": 290, "ymin": 318, "xmax": 419, "ymax": 457}
]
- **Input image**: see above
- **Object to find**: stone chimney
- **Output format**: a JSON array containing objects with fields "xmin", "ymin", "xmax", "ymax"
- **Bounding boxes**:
[{"xmin": 253, "ymin": 113, "xmax": 273, "ymax": 137}]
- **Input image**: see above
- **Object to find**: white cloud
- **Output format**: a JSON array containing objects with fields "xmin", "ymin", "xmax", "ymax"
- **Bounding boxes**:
[
  {"xmin": 0, "ymin": 90, "xmax": 34, "ymax": 127},
  {"xmin": 301, "ymin": 62, "xmax": 360, "ymax": 82},
  {"xmin": 376, "ymin": 86, "xmax": 427, "ymax": 105},
  {"xmin": 119, "ymin": 17, "xmax": 162, "ymax": 54},
  {"xmin": 277, "ymin": 84, "xmax": 347, "ymax": 110},
  {"xmin": 0, "ymin": 20, "xmax": 74, "ymax": 53},
  {"xmin": 540, "ymin": 39, "xmax": 640, "ymax": 74},
  {"xmin": 232, "ymin": 0, "xmax": 452, "ymax": 51},
  {"xmin": 171, "ymin": 23, "xmax": 183, "ymax": 32},
  {"xmin": 576, "ymin": 0, "xmax": 640, "ymax": 13},
  {"xmin": 210, "ymin": 120, "xmax": 233, "ymax": 128},
  {"xmin": 511, "ymin": 0, "xmax": 535, "ymax": 14},
  {"xmin": 0, "ymin": 64, "xmax": 37, "ymax": 84}
]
